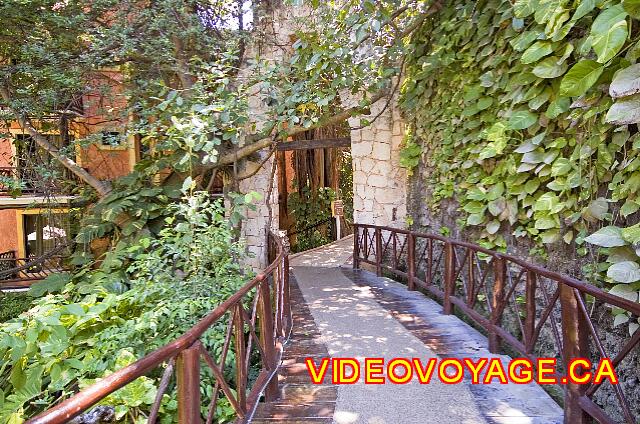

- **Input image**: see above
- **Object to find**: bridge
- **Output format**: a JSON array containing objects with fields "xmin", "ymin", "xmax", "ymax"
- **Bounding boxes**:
[{"xmin": 26, "ymin": 225, "xmax": 640, "ymax": 424}]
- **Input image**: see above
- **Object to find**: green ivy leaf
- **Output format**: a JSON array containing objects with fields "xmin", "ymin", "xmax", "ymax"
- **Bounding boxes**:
[
  {"xmin": 590, "ymin": 5, "xmax": 628, "ymax": 63},
  {"xmin": 521, "ymin": 41, "xmax": 554, "ymax": 64},
  {"xmin": 606, "ymin": 94, "xmax": 640, "ymax": 124},
  {"xmin": 609, "ymin": 284, "xmax": 639, "ymax": 301},
  {"xmin": 513, "ymin": 0, "xmax": 537, "ymax": 18},
  {"xmin": 609, "ymin": 64, "xmax": 640, "ymax": 98},
  {"xmin": 508, "ymin": 110, "xmax": 538, "ymax": 129},
  {"xmin": 573, "ymin": 0, "xmax": 596, "ymax": 21},
  {"xmin": 621, "ymin": 200, "xmax": 640, "ymax": 217},
  {"xmin": 532, "ymin": 56, "xmax": 568, "ymax": 79},
  {"xmin": 584, "ymin": 226, "xmax": 626, "ymax": 247},
  {"xmin": 559, "ymin": 60, "xmax": 604, "ymax": 97},
  {"xmin": 607, "ymin": 261, "xmax": 640, "ymax": 283},
  {"xmin": 486, "ymin": 220, "xmax": 501, "ymax": 234}
]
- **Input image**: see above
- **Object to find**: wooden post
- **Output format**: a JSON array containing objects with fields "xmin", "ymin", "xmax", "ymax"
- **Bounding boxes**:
[
  {"xmin": 426, "ymin": 239, "xmax": 433, "ymax": 286},
  {"xmin": 375, "ymin": 227, "xmax": 382, "ymax": 276},
  {"xmin": 443, "ymin": 242, "xmax": 455, "ymax": 315},
  {"xmin": 363, "ymin": 227, "xmax": 369, "ymax": 260},
  {"xmin": 353, "ymin": 225, "xmax": 360, "ymax": 270},
  {"xmin": 466, "ymin": 250, "xmax": 475, "ymax": 307},
  {"xmin": 282, "ymin": 254, "xmax": 292, "ymax": 335},
  {"xmin": 392, "ymin": 232, "xmax": 397, "ymax": 270},
  {"xmin": 407, "ymin": 233, "xmax": 416, "ymax": 291},
  {"xmin": 489, "ymin": 256, "xmax": 506, "ymax": 353},
  {"xmin": 560, "ymin": 284, "xmax": 590, "ymax": 424},
  {"xmin": 259, "ymin": 280, "xmax": 279, "ymax": 402},
  {"xmin": 524, "ymin": 271, "xmax": 537, "ymax": 353},
  {"xmin": 233, "ymin": 304, "xmax": 247, "ymax": 411},
  {"xmin": 177, "ymin": 344, "xmax": 202, "ymax": 424}
]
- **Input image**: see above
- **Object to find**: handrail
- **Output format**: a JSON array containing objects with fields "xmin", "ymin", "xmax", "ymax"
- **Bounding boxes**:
[
  {"xmin": 354, "ymin": 223, "xmax": 640, "ymax": 424},
  {"xmin": 27, "ymin": 229, "xmax": 291, "ymax": 424},
  {"xmin": 288, "ymin": 216, "xmax": 333, "ymax": 238},
  {"xmin": 0, "ymin": 244, "xmax": 68, "ymax": 281}
]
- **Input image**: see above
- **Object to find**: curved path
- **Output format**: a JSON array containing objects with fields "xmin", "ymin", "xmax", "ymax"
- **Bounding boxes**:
[{"xmin": 255, "ymin": 236, "xmax": 563, "ymax": 424}]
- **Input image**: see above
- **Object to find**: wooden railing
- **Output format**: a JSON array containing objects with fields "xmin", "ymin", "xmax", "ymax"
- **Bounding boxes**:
[
  {"xmin": 354, "ymin": 224, "xmax": 640, "ymax": 424},
  {"xmin": 27, "ymin": 230, "xmax": 291, "ymax": 424},
  {"xmin": 0, "ymin": 245, "xmax": 69, "ymax": 288}
]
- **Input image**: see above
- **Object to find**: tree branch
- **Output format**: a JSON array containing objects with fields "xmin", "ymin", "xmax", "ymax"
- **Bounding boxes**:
[{"xmin": 211, "ymin": 87, "xmax": 389, "ymax": 169}]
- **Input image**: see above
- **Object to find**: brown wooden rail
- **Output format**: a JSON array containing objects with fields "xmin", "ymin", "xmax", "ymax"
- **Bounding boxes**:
[
  {"xmin": 0, "ymin": 245, "xmax": 69, "ymax": 288},
  {"xmin": 27, "ymin": 230, "xmax": 291, "ymax": 424},
  {"xmin": 353, "ymin": 224, "xmax": 640, "ymax": 424}
]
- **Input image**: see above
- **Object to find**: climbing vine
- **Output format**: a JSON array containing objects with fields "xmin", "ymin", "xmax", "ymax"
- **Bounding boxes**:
[{"xmin": 400, "ymin": 0, "xmax": 640, "ymax": 333}]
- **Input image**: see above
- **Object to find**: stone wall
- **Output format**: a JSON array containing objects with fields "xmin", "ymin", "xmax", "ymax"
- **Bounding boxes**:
[
  {"xmin": 349, "ymin": 97, "xmax": 407, "ymax": 228},
  {"xmin": 238, "ymin": 156, "xmax": 278, "ymax": 270}
]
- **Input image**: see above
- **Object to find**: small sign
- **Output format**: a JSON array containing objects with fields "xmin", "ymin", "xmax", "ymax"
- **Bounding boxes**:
[{"xmin": 331, "ymin": 200, "xmax": 344, "ymax": 217}]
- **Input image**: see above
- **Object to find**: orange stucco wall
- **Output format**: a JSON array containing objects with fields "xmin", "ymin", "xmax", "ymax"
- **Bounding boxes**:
[
  {"xmin": 0, "ymin": 138, "xmax": 13, "ymax": 168},
  {"xmin": 79, "ymin": 145, "xmax": 131, "ymax": 180},
  {"xmin": 0, "ymin": 210, "xmax": 18, "ymax": 253}
]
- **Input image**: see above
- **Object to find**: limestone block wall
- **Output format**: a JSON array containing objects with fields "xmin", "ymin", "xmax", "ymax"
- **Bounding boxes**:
[
  {"xmin": 238, "ymin": 156, "xmax": 278, "ymax": 270},
  {"xmin": 349, "ymin": 98, "xmax": 407, "ymax": 227}
]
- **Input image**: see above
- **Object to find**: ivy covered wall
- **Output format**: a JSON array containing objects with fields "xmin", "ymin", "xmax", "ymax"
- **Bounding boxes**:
[{"xmin": 400, "ymin": 0, "xmax": 640, "ymax": 335}]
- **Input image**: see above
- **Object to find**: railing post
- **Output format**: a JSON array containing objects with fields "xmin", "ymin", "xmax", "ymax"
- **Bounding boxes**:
[
  {"xmin": 524, "ymin": 270, "xmax": 537, "ymax": 353},
  {"xmin": 282, "ymin": 253, "xmax": 291, "ymax": 336},
  {"xmin": 466, "ymin": 250, "xmax": 475, "ymax": 307},
  {"xmin": 259, "ymin": 279, "xmax": 279, "ymax": 402},
  {"xmin": 407, "ymin": 233, "xmax": 416, "ymax": 291},
  {"xmin": 375, "ymin": 227, "xmax": 382, "ymax": 276},
  {"xmin": 489, "ymin": 256, "xmax": 506, "ymax": 353},
  {"xmin": 176, "ymin": 343, "xmax": 202, "ymax": 424},
  {"xmin": 233, "ymin": 304, "xmax": 247, "ymax": 412},
  {"xmin": 353, "ymin": 225, "xmax": 360, "ymax": 270},
  {"xmin": 560, "ymin": 284, "xmax": 590, "ymax": 424},
  {"xmin": 443, "ymin": 242, "xmax": 455, "ymax": 314}
]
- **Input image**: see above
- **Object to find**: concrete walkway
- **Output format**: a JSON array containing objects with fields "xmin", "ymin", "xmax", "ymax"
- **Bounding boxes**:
[{"xmin": 289, "ymin": 236, "xmax": 563, "ymax": 424}]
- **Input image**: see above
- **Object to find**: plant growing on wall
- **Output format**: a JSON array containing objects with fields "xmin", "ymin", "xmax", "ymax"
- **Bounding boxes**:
[{"xmin": 399, "ymin": 0, "xmax": 640, "ymax": 333}]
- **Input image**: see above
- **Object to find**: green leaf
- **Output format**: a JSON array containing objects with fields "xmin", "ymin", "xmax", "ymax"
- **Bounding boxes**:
[
  {"xmin": 623, "ymin": 0, "xmax": 640, "ymax": 19},
  {"xmin": 545, "ymin": 97, "xmax": 570, "ymax": 118},
  {"xmin": 532, "ymin": 56, "xmax": 568, "ymax": 79},
  {"xmin": 559, "ymin": 60, "xmax": 604, "ymax": 97},
  {"xmin": 524, "ymin": 179, "xmax": 540, "ymax": 194},
  {"xmin": 467, "ymin": 213, "xmax": 485, "ymax": 226},
  {"xmin": 584, "ymin": 226, "xmax": 626, "ymax": 247},
  {"xmin": 29, "ymin": 273, "xmax": 72, "ymax": 297},
  {"xmin": 621, "ymin": 200, "xmax": 639, "ymax": 217},
  {"xmin": 607, "ymin": 261, "xmax": 640, "ymax": 283},
  {"xmin": 609, "ymin": 64, "xmax": 640, "ymax": 98},
  {"xmin": 582, "ymin": 197, "xmax": 608, "ymax": 222},
  {"xmin": 521, "ymin": 41, "xmax": 554, "ymax": 64},
  {"xmin": 508, "ymin": 110, "xmax": 538, "ymax": 129},
  {"xmin": 590, "ymin": 5, "xmax": 628, "ymax": 63},
  {"xmin": 486, "ymin": 220, "xmax": 501, "ymax": 235},
  {"xmin": 614, "ymin": 313, "xmax": 630, "ymax": 327},
  {"xmin": 476, "ymin": 97, "xmax": 493, "ymax": 111},
  {"xmin": 514, "ymin": 0, "xmax": 537, "ymax": 18},
  {"xmin": 606, "ymin": 94, "xmax": 640, "ymax": 125},
  {"xmin": 621, "ymin": 223, "xmax": 640, "ymax": 244},
  {"xmin": 573, "ymin": 0, "xmax": 596, "ymax": 21}
]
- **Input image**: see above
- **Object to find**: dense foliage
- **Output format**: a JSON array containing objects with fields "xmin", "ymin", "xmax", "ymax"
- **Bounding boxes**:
[
  {"xmin": 400, "ymin": 0, "xmax": 640, "ymax": 334},
  {"xmin": 0, "ymin": 294, "xmax": 32, "ymax": 324},
  {"xmin": 0, "ymin": 194, "xmax": 248, "ymax": 423}
]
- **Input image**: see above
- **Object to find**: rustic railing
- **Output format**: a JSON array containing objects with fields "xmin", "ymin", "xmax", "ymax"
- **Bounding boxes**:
[
  {"xmin": 0, "ymin": 166, "xmax": 75, "ymax": 196},
  {"xmin": 0, "ymin": 245, "xmax": 69, "ymax": 288},
  {"xmin": 27, "ymin": 230, "xmax": 291, "ymax": 424},
  {"xmin": 354, "ymin": 224, "xmax": 640, "ymax": 424}
]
